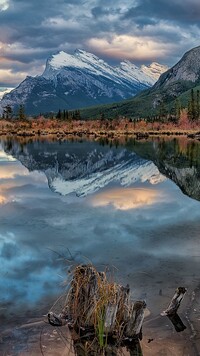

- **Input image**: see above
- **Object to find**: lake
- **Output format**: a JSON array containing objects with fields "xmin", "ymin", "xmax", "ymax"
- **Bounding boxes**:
[{"xmin": 1, "ymin": 135, "xmax": 200, "ymax": 355}]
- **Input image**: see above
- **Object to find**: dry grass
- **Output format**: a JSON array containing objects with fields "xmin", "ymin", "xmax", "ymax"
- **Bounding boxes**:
[{"xmin": 48, "ymin": 264, "xmax": 145, "ymax": 355}]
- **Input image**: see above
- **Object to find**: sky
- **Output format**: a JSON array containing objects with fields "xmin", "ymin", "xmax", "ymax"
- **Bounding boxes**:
[{"xmin": 0, "ymin": 0, "xmax": 200, "ymax": 87}]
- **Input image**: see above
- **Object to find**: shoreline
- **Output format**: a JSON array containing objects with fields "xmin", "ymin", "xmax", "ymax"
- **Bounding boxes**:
[
  {"xmin": 1, "ymin": 282, "xmax": 200, "ymax": 355},
  {"xmin": 0, "ymin": 129, "xmax": 199, "ymax": 140},
  {"xmin": 0, "ymin": 119, "xmax": 200, "ymax": 140}
]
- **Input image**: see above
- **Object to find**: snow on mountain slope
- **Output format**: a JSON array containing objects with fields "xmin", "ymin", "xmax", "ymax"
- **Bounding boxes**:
[
  {"xmin": 44, "ymin": 49, "xmax": 160, "ymax": 86},
  {"xmin": 2, "ymin": 139, "xmax": 165, "ymax": 197},
  {"xmin": 50, "ymin": 157, "xmax": 165, "ymax": 197},
  {"xmin": 118, "ymin": 60, "xmax": 156, "ymax": 85},
  {"xmin": 0, "ymin": 49, "xmax": 167, "ymax": 115},
  {"xmin": 141, "ymin": 62, "xmax": 168, "ymax": 81}
]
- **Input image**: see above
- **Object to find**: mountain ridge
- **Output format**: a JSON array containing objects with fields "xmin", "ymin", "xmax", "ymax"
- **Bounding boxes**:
[
  {"xmin": 0, "ymin": 49, "xmax": 167, "ymax": 115},
  {"xmin": 80, "ymin": 45, "xmax": 200, "ymax": 119}
]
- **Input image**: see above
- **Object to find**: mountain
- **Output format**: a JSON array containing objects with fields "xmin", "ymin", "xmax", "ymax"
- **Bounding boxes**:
[
  {"xmin": 153, "ymin": 46, "xmax": 200, "ymax": 90},
  {"xmin": 0, "ymin": 49, "xmax": 167, "ymax": 115},
  {"xmin": 80, "ymin": 45, "xmax": 200, "ymax": 119},
  {"xmin": 0, "ymin": 87, "xmax": 14, "ymax": 99},
  {"xmin": 1, "ymin": 139, "xmax": 165, "ymax": 197},
  {"xmin": 125, "ymin": 138, "xmax": 200, "ymax": 201},
  {"xmin": 3, "ymin": 137, "xmax": 200, "ymax": 202}
]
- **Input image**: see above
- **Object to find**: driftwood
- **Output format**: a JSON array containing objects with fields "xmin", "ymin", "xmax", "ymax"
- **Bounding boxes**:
[
  {"xmin": 161, "ymin": 287, "xmax": 187, "ymax": 333},
  {"xmin": 48, "ymin": 264, "xmax": 146, "ymax": 355},
  {"xmin": 126, "ymin": 301, "xmax": 146, "ymax": 338},
  {"xmin": 167, "ymin": 313, "xmax": 187, "ymax": 332},
  {"xmin": 161, "ymin": 287, "xmax": 187, "ymax": 316}
]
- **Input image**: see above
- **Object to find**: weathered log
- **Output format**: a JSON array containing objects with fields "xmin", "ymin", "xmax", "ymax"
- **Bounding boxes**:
[
  {"xmin": 117, "ymin": 284, "xmax": 130, "ymax": 325},
  {"xmin": 104, "ymin": 284, "xmax": 128, "ymax": 333},
  {"xmin": 128, "ymin": 340, "xmax": 143, "ymax": 356},
  {"xmin": 161, "ymin": 287, "xmax": 187, "ymax": 316},
  {"xmin": 167, "ymin": 312, "xmax": 187, "ymax": 332},
  {"xmin": 73, "ymin": 339, "xmax": 118, "ymax": 355},
  {"xmin": 125, "ymin": 301, "xmax": 146, "ymax": 338},
  {"xmin": 104, "ymin": 303, "xmax": 119, "ymax": 333},
  {"xmin": 74, "ymin": 338, "xmax": 143, "ymax": 356}
]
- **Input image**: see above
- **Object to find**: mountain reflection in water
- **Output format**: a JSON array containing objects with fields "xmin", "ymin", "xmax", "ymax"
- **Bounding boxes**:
[
  {"xmin": 1, "ymin": 137, "xmax": 200, "ymax": 329},
  {"xmin": 125, "ymin": 136, "xmax": 200, "ymax": 201}
]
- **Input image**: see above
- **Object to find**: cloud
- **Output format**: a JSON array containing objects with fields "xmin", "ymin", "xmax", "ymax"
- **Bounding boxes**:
[
  {"xmin": 90, "ymin": 187, "xmax": 165, "ymax": 210},
  {"xmin": 0, "ymin": 0, "xmax": 200, "ymax": 85},
  {"xmin": 0, "ymin": 0, "xmax": 9, "ymax": 12},
  {"xmin": 124, "ymin": 0, "xmax": 200, "ymax": 25},
  {"xmin": 88, "ymin": 34, "xmax": 172, "ymax": 61},
  {"xmin": 0, "ymin": 68, "xmax": 28, "ymax": 86}
]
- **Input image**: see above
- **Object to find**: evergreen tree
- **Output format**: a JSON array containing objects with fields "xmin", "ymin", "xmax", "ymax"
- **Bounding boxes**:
[
  {"xmin": 159, "ymin": 101, "xmax": 167, "ymax": 121},
  {"xmin": 18, "ymin": 104, "xmax": 26, "ymax": 121},
  {"xmin": 74, "ymin": 110, "xmax": 81, "ymax": 120},
  {"xmin": 67, "ymin": 111, "xmax": 72, "ymax": 122},
  {"xmin": 188, "ymin": 89, "xmax": 196, "ymax": 121},
  {"xmin": 196, "ymin": 90, "xmax": 200, "ymax": 119},
  {"xmin": 72, "ymin": 111, "xmax": 76, "ymax": 120},
  {"xmin": 56, "ymin": 109, "xmax": 62, "ymax": 119},
  {"xmin": 175, "ymin": 99, "xmax": 181, "ymax": 123},
  {"xmin": 3, "ymin": 105, "xmax": 12, "ymax": 119},
  {"xmin": 100, "ymin": 112, "xmax": 105, "ymax": 121}
]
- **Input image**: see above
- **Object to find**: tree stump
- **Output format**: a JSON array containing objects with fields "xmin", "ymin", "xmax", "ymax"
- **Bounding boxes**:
[{"xmin": 48, "ymin": 264, "xmax": 145, "ymax": 355}]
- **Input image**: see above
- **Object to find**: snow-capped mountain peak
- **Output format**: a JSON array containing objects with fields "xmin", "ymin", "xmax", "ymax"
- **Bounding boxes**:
[
  {"xmin": 0, "ymin": 49, "xmax": 167, "ymax": 115},
  {"xmin": 44, "ymin": 49, "xmax": 165, "ymax": 86},
  {"xmin": 74, "ymin": 48, "xmax": 104, "ymax": 64},
  {"xmin": 45, "ymin": 50, "xmax": 91, "ymax": 71},
  {"xmin": 119, "ymin": 60, "xmax": 156, "ymax": 85}
]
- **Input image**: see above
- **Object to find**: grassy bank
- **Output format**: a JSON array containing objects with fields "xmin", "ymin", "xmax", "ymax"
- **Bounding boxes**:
[{"xmin": 0, "ymin": 118, "xmax": 200, "ymax": 139}]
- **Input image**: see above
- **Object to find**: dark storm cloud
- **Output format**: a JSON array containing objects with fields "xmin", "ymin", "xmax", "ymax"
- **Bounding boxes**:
[
  {"xmin": 91, "ymin": 6, "xmax": 123, "ymax": 19},
  {"xmin": 0, "ymin": 0, "xmax": 200, "ymax": 85},
  {"xmin": 124, "ymin": 0, "xmax": 200, "ymax": 25}
]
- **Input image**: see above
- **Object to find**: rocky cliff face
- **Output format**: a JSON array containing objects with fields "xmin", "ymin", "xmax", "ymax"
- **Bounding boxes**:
[
  {"xmin": 153, "ymin": 46, "xmax": 200, "ymax": 90},
  {"xmin": 0, "ymin": 49, "xmax": 167, "ymax": 115}
]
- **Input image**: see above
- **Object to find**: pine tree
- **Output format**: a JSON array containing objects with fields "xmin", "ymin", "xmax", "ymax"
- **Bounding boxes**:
[
  {"xmin": 188, "ymin": 89, "xmax": 196, "ymax": 121},
  {"xmin": 196, "ymin": 90, "xmax": 200, "ymax": 119},
  {"xmin": 175, "ymin": 99, "xmax": 181, "ymax": 123},
  {"xmin": 3, "ymin": 105, "xmax": 12, "ymax": 119},
  {"xmin": 18, "ymin": 104, "xmax": 26, "ymax": 121},
  {"xmin": 75, "ymin": 110, "xmax": 81, "ymax": 120},
  {"xmin": 56, "ymin": 109, "xmax": 62, "ymax": 119},
  {"xmin": 100, "ymin": 112, "xmax": 105, "ymax": 121},
  {"xmin": 159, "ymin": 101, "xmax": 167, "ymax": 121}
]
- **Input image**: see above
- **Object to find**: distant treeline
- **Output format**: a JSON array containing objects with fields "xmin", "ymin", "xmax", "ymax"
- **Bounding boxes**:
[
  {"xmin": 55, "ymin": 109, "xmax": 81, "ymax": 121},
  {"xmin": 1, "ymin": 89, "xmax": 200, "ymax": 124}
]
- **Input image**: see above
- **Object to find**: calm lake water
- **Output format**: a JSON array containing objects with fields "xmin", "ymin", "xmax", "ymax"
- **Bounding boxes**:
[{"xmin": 1, "ymin": 136, "xmax": 200, "ymax": 353}]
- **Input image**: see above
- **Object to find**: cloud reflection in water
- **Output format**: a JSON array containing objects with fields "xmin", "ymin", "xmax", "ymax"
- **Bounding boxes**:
[
  {"xmin": 90, "ymin": 187, "xmax": 165, "ymax": 210},
  {"xmin": 1, "ymin": 141, "xmax": 200, "ymax": 319}
]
